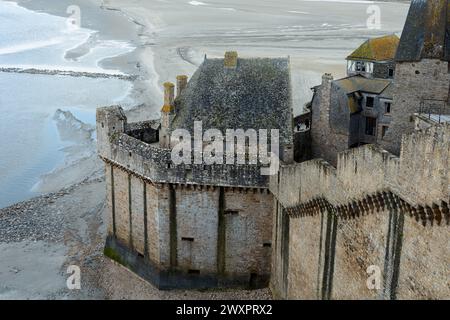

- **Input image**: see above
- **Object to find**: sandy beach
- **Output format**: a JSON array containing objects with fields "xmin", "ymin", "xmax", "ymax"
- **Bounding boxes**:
[{"xmin": 0, "ymin": 0, "xmax": 410, "ymax": 299}]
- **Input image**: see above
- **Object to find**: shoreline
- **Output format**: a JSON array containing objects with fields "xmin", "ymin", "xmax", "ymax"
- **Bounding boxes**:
[
  {"xmin": 0, "ymin": 67, "xmax": 137, "ymax": 80},
  {"xmin": 4, "ymin": 0, "xmax": 411, "ymax": 203},
  {"xmin": 0, "ymin": 0, "xmax": 152, "ymax": 208},
  {"xmin": 0, "ymin": 0, "xmax": 410, "ymax": 299}
]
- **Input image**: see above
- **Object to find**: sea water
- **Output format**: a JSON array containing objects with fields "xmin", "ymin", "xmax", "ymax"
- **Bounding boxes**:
[{"xmin": 0, "ymin": 1, "xmax": 135, "ymax": 208}]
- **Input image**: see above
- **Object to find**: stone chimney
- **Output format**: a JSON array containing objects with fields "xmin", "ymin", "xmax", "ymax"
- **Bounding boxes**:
[
  {"xmin": 224, "ymin": 51, "xmax": 238, "ymax": 69},
  {"xmin": 318, "ymin": 73, "xmax": 333, "ymax": 125},
  {"xmin": 322, "ymin": 73, "xmax": 333, "ymax": 85},
  {"xmin": 160, "ymin": 82, "xmax": 175, "ymax": 148},
  {"xmin": 161, "ymin": 82, "xmax": 175, "ymax": 113},
  {"xmin": 176, "ymin": 75, "xmax": 188, "ymax": 97}
]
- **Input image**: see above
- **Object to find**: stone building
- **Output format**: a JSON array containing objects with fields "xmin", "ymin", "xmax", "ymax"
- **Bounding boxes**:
[
  {"xmin": 310, "ymin": 35, "xmax": 399, "ymax": 164},
  {"xmin": 96, "ymin": 52, "xmax": 294, "ymax": 289},
  {"xmin": 346, "ymin": 34, "xmax": 398, "ymax": 79},
  {"xmin": 381, "ymin": 0, "xmax": 450, "ymax": 154},
  {"xmin": 96, "ymin": 0, "xmax": 449, "ymax": 299},
  {"xmin": 270, "ymin": 121, "xmax": 450, "ymax": 299},
  {"xmin": 269, "ymin": 0, "xmax": 450, "ymax": 300}
]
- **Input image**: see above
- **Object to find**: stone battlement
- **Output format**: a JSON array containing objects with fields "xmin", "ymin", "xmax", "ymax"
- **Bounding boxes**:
[
  {"xmin": 270, "ymin": 123, "xmax": 449, "ymax": 300},
  {"xmin": 97, "ymin": 106, "xmax": 269, "ymax": 189},
  {"xmin": 271, "ymin": 123, "xmax": 450, "ymax": 210}
]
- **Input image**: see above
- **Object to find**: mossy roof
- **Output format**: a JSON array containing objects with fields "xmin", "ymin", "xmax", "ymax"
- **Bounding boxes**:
[
  {"xmin": 347, "ymin": 35, "xmax": 400, "ymax": 62},
  {"xmin": 171, "ymin": 57, "xmax": 293, "ymax": 145}
]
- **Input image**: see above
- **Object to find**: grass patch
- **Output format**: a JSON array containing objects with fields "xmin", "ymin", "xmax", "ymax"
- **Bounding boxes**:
[{"xmin": 104, "ymin": 247, "xmax": 129, "ymax": 267}]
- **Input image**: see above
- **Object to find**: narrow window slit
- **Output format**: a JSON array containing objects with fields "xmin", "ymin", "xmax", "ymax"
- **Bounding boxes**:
[{"xmin": 188, "ymin": 269, "xmax": 200, "ymax": 274}]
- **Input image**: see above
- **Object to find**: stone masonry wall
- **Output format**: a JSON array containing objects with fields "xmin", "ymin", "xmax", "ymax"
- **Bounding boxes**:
[
  {"xmin": 146, "ymin": 182, "xmax": 163, "ymax": 266},
  {"xmin": 113, "ymin": 168, "xmax": 131, "ymax": 247},
  {"xmin": 397, "ymin": 214, "xmax": 450, "ymax": 299},
  {"xmin": 223, "ymin": 189, "xmax": 273, "ymax": 277},
  {"xmin": 310, "ymin": 74, "xmax": 349, "ymax": 165},
  {"xmin": 331, "ymin": 209, "xmax": 390, "ymax": 299},
  {"xmin": 130, "ymin": 175, "xmax": 145, "ymax": 255},
  {"xmin": 270, "ymin": 201, "xmax": 286, "ymax": 298},
  {"xmin": 287, "ymin": 211, "xmax": 328, "ymax": 299},
  {"xmin": 270, "ymin": 124, "xmax": 450, "ymax": 299},
  {"xmin": 381, "ymin": 59, "xmax": 450, "ymax": 155},
  {"xmin": 175, "ymin": 186, "xmax": 220, "ymax": 274},
  {"xmin": 103, "ymin": 163, "xmax": 273, "ymax": 288}
]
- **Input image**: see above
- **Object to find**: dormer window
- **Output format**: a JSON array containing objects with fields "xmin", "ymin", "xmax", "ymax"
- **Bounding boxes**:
[
  {"xmin": 356, "ymin": 61, "xmax": 366, "ymax": 72},
  {"xmin": 388, "ymin": 68, "xmax": 394, "ymax": 78}
]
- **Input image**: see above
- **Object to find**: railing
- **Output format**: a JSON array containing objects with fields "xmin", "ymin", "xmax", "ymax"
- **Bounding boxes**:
[{"xmin": 419, "ymin": 99, "xmax": 450, "ymax": 123}]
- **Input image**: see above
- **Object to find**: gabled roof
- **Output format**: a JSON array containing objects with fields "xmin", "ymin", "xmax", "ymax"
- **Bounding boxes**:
[
  {"xmin": 171, "ymin": 57, "xmax": 293, "ymax": 145},
  {"xmin": 396, "ymin": 0, "xmax": 450, "ymax": 62},
  {"xmin": 379, "ymin": 83, "xmax": 395, "ymax": 99},
  {"xmin": 347, "ymin": 35, "xmax": 400, "ymax": 62},
  {"xmin": 334, "ymin": 75, "xmax": 392, "ymax": 95},
  {"xmin": 333, "ymin": 75, "xmax": 393, "ymax": 114}
]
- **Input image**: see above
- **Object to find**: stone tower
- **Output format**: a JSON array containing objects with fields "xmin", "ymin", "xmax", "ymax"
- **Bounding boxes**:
[
  {"xmin": 96, "ymin": 105, "xmax": 126, "ymax": 158},
  {"xmin": 381, "ymin": 0, "xmax": 450, "ymax": 154},
  {"xmin": 96, "ymin": 53, "xmax": 293, "ymax": 290}
]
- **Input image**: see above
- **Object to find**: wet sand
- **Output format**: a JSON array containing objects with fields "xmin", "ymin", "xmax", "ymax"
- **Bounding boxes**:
[
  {"xmin": 104, "ymin": 0, "xmax": 410, "ymax": 116},
  {"xmin": 0, "ymin": 0, "xmax": 410, "ymax": 299}
]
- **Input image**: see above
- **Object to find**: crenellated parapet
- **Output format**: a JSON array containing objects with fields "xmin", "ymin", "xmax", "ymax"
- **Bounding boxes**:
[
  {"xmin": 97, "ymin": 106, "xmax": 269, "ymax": 189},
  {"xmin": 284, "ymin": 192, "xmax": 449, "ymax": 227},
  {"xmin": 271, "ymin": 123, "xmax": 450, "ymax": 214},
  {"xmin": 270, "ymin": 123, "xmax": 450, "ymax": 300}
]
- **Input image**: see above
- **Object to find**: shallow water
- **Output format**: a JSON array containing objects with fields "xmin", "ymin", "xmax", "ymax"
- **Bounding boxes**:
[{"xmin": 0, "ymin": 1, "xmax": 135, "ymax": 208}]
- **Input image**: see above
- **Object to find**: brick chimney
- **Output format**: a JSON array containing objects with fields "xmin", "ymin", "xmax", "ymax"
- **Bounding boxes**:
[
  {"xmin": 176, "ymin": 75, "xmax": 188, "ymax": 98},
  {"xmin": 224, "ymin": 51, "xmax": 238, "ymax": 68}
]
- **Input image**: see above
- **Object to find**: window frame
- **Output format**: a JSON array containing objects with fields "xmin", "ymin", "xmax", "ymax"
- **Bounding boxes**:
[
  {"xmin": 366, "ymin": 96, "xmax": 375, "ymax": 108},
  {"xmin": 388, "ymin": 68, "xmax": 394, "ymax": 78},
  {"xmin": 365, "ymin": 116, "xmax": 377, "ymax": 136},
  {"xmin": 384, "ymin": 101, "xmax": 392, "ymax": 114},
  {"xmin": 381, "ymin": 125, "xmax": 389, "ymax": 139}
]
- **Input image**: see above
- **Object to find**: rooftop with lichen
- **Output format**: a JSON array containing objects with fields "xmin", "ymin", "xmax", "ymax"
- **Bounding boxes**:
[
  {"xmin": 346, "ymin": 35, "xmax": 400, "ymax": 62},
  {"xmin": 170, "ymin": 56, "xmax": 294, "ymax": 146}
]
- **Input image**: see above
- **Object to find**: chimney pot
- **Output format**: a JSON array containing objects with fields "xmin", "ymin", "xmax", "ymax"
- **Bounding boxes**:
[
  {"xmin": 162, "ymin": 82, "xmax": 175, "ymax": 113},
  {"xmin": 224, "ymin": 51, "xmax": 238, "ymax": 68},
  {"xmin": 176, "ymin": 75, "xmax": 188, "ymax": 97}
]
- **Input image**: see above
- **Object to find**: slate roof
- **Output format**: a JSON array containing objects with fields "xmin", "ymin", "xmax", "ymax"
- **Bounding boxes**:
[
  {"xmin": 347, "ymin": 35, "xmax": 400, "ymax": 62},
  {"xmin": 334, "ymin": 75, "xmax": 392, "ymax": 95},
  {"xmin": 333, "ymin": 75, "xmax": 394, "ymax": 113},
  {"xmin": 171, "ymin": 57, "xmax": 293, "ymax": 145},
  {"xmin": 396, "ymin": 0, "xmax": 450, "ymax": 62},
  {"xmin": 379, "ymin": 83, "xmax": 395, "ymax": 99}
]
